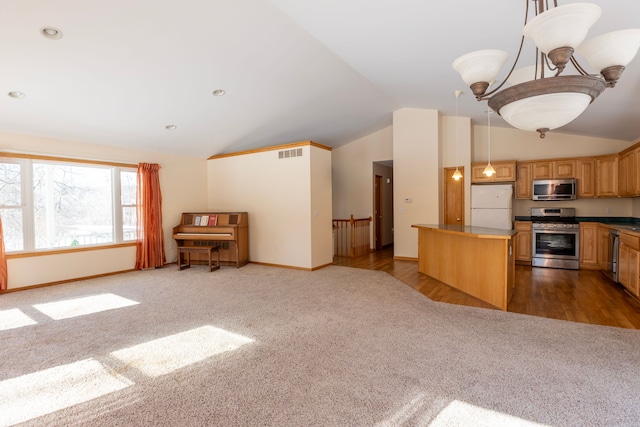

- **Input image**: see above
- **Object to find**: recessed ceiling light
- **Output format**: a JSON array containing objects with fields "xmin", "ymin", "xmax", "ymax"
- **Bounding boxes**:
[
  {"xmin": 165, "ymin": 125, "xmax": 177, "ymax": 130},
  {"xmin": 212, "ymin": 89, "xmax": 226, "ymax": 97},
  {"xmin": 41, "ymin": 27, "xmax": 63, "ymax": 40},
  {"xmin": 8, "ymin": 91, "xmax": 25, "ymax": 99}
]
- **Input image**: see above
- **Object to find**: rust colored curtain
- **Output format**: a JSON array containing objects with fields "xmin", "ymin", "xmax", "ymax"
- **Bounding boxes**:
[
  {"xmin": 0, "ymin": 216, "xmax": 7, "ymax": 290},
  {"xmin": 135, "ymin": 163, "xmax": 166, "ymax": 269}
]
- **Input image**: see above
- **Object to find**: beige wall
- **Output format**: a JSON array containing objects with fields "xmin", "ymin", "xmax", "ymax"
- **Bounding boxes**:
[
  {"xmin": 473, "ymin": 125, "xmax": 634, "ymax": 162},
  {"xmin": 331, "ymin": 126, "xmax": 393, "ymax": 219},
  {"xmin": 513, "ymin": 198, "xmax": 633, "ymax": 218},
  {"xmin": 207, "ymin": 143, "xmax": 333, "ymax": 269},
  {"xmin": 1, "ymin": 132, "xmax": 207, "ymax": 290},
  {"xmin": 310, "ymin": 147, "xmax": 334, "ymax": 267},
  {"xmin": 442, "ymin": 115, "xmax": 472, "ymax": 225},
  {"xmin": 393, "ymin": 108, "xmax": 441, "ymax": 259}
]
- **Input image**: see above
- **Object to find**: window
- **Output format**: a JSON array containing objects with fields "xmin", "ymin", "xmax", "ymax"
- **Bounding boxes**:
[{"xmin": 0, "ymin": 156, "xmax": 137, "ymax": 253}]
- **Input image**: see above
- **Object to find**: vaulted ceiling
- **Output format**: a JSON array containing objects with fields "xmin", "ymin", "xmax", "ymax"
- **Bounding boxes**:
[{"xmin": 1, "ymin": 0, "xmax": 639, "ymax": 158}]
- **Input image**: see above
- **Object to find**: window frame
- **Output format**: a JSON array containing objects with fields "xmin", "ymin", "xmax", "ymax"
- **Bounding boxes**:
[{"xmin": 0, "ymin": 153, "xmax": 138, "ymax": 255}]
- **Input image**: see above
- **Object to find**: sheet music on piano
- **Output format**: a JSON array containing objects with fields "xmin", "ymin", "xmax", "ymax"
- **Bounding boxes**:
[{"xmin": 173, "ymin": 212, "xmax": 248, "ymax": 267}]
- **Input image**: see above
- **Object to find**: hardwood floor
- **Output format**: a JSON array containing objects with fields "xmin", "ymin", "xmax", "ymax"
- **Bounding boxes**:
[{"xmin": 333, "ymin": 246, "xmax": 640, "ymax": 329}]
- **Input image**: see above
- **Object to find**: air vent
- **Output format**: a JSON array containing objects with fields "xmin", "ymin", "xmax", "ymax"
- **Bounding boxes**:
[{"xmin": 278, "ymin": 148, "xmax": 303, "ymax": 159}]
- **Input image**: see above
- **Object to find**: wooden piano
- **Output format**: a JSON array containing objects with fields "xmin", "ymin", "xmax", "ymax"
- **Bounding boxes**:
[{"xmin": 173, "ymin": 212, "xmax": 249, "ymax": 268}]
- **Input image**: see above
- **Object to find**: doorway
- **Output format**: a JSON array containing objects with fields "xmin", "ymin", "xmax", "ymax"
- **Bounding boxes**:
[
  {"xmin": 373, "ymin": 161, "xmax": 394, "ymax": 251},
  {"xmin": 443, "ymin": 167, "xmax": 464, "ymax": 225},
  {"xmin": 375, "ymin": 175, "xmax": 382, "ymax": 250}
]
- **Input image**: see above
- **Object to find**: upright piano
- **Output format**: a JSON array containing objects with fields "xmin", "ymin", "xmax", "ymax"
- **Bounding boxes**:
[{"xmin": 172, "ymin": 212, "xmax": 249, "ymax": 267}]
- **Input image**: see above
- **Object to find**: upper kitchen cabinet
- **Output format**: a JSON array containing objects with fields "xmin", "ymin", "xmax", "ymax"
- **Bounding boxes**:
[
  {"xmin": 515, "ymin": 162, "xmax": 532, "ymax": 199},
  {"xmin": 618, "ymin": 149, "xmax": 636, "ymax": 197},
  {"xmin": 618, "ymin": 145, "xmax": 640, "ymax": 197},
  {"xmin": 554, "ymin": 160, "xmax": 577, "ymax": 178},
  {"xmin": 532, "ymin": 162, "xmax": 553, "ymax": 179},
  {"xmin": 576, "ymin": 158, "xmax": 596, "ymax": 198},
  {"xmin": 596, "ymin": 154, "xmax": 619, "ymax": 198},
  {"xmin": 532, "ymin": 159, "xmax": 576, "ymax": 179},
  {"xmin": 471, "ymin": 161, "xmax": 516, "ymax": 183}
]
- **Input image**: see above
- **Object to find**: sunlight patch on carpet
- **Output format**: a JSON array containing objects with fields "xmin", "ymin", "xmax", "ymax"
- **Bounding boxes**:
[
  {"xmin": 375, "ymin": 391, "xmax": 449, "ymax": 426},
  {"xmin": 110, "ymin": 325, "xmax": 254, "ymax": 377},
  {"xmin": 32, "ymin": 293, "xmax": 139, "ymax": 320},
  {"xmin": 430, "ymin": 400, "xmax": 552, "ymax": 427},
  {"xmin": 0, "ymin": 358, "xmax": 134, "ymax": 426},
  {"xmin": 0, "ymin": 308, "xmax": 38, "ymax": 331}
]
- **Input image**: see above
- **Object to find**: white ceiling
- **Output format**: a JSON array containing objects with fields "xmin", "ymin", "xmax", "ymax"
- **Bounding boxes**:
[{"xmin": 1, "ymin": 0, "xmax": 639, "ymax": 159}]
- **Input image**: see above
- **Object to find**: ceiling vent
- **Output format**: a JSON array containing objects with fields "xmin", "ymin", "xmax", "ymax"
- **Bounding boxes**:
[{"xmin": 278, "ymin": 148, "xmax": 303, "ymax": 159}]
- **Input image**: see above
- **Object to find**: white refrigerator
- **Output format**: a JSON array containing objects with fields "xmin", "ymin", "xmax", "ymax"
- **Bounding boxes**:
[{"xmin": 470, "ymin": 184, "xmax": 513, "ymax": 230}]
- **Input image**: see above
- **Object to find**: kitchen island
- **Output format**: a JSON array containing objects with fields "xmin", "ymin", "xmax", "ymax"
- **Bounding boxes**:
[{"xmin": 412, "ymin": 224, "xmax": 517, "ymax": 310}]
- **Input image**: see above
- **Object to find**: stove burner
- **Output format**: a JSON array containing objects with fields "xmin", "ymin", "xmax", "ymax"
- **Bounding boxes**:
[{"xmin": 530, "ymin": 207, "xmax": 579, "ymax": 230}]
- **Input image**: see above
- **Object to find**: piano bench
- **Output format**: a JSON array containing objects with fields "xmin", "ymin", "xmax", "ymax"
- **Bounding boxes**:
[{"xmin": 177, "ymin": 246, "xmax": 220, "ymax": 272}]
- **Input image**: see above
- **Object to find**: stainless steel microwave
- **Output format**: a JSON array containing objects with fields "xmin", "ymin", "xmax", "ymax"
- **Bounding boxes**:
[{"xmin": 532, "ymin": 178, "xmax": 577, "ymax": 200}]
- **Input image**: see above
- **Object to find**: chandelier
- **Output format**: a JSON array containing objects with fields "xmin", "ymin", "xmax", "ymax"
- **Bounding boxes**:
[{"xmin": 452, "ymin": 1, "xmax": 640, "ymax": 138}]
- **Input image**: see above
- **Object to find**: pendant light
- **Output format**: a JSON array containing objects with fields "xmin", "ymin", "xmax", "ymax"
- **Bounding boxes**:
[
  {"xmin": 452, "ymin": 90, "xmax": 463, "ymax": 180},
  {"xmin": 483, "ymin": 110, "xmax": 496, "ymax": 177},
  {"xmin": 452, "ymin": 1, "xmax": 640, "ymax": 139}
]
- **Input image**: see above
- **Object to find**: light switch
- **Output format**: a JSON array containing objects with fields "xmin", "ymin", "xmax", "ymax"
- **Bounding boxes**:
[{"xmin": 404, "ymin": 197, "xmax": 412, "ymax": 203}]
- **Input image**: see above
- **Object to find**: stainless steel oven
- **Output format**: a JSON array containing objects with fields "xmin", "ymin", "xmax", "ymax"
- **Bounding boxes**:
[{"xmin": 531, "ymin": 207, "xmax": 580, "ymax": 270}]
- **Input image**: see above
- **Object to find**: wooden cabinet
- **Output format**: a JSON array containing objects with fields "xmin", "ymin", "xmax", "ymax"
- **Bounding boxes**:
[
  {"xmin": 596, "ymin": 154, "xmax": 619, "ymax": 197},
  {"xmin": 618, "ymin": 150, "xmax": 635, "ymax": 197},
  {"xmin": 554, "ymin": 159, "xmax": 577, "ymax": 178},
  {"xmin": 471, "ymin": 161, "xmax": 516, "ymax": 183},
  {"xmin": 597, "ymin": 225, "xmax": 611, "ymax": 271},
  {"xmin": 532, "ymin": 159, "xmax": 576, "ymax": 180},
  {"xmin": 515, "ymin": 163, "xmax": 532, "ymax": 199},
  {"xmin": 618, "ymin": 232, "xmax": 640, "ymax": 296},
  {"xmin": 532, "ymin": 161, "xmax": 553, "ymax": 179},
  {"xmin": 618, "ymin": 148, "xmax": 640, "ymax": 197},
  {"xmin": 579, "ymin": 222, "xmax": 599, "ymax": 268},
  {"xmin": 514, "ymin": 221, "xmax": 532, "ymax": 263},
  {"xmin": 635, "ymin": 148, "xmax": 640, "ymax": 194},
  {"xmin": 577, "ymin": 158, "xmax": 596, "ymax": 198}
]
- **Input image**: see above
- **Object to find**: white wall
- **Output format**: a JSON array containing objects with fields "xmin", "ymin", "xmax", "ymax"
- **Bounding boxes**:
[
  {"xmin": 1, "ymin": 132, "xmax": 207, "ymax": 289},
  {"xmin": 393, "ymin": 108, "xmax": 441, "ymax": 259},
  {"xmin": 207, "ymin": 143, "xmax": 332, "ymax": 270}
]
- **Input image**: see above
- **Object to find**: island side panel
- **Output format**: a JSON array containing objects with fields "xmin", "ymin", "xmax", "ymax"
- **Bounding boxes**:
[{"xmin": 417, "ymin": 228, "xmax": 510, "ymax": 310}]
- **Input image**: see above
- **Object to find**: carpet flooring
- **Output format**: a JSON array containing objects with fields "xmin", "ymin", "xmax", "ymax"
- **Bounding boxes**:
[{"xmin": 1, "ymin": 264, "xmax": 639, "ymax": 426}]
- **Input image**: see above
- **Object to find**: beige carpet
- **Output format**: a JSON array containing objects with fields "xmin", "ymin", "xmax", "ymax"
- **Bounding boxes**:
[{"xmin": 1, "ymin": 264, "xmax": 639, "ymax": 426}]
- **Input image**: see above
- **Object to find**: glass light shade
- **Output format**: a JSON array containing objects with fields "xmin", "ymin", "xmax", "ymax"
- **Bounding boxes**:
[
  {"xmin": 507, "ymin": 64, "xmax": 556, "ymax": 86},
  {"xmin": 483, "ymin": 163, "xmax": 496, "ymax": 177},
  {"xmin": 452, "ymin": 168, "xmax": 463, "ymax": 180},
  {"xmin": 497, "ymin": 92, "xmax": 591, "ymax": 132},
  {"xmin": 452, "ymin": 49, "xmax": 509, "ymax": 86},
  {"xmin": 577, "ymin": 29, "xmax": 640, "ymax": 71},
  {"xmin": 523, "ymin": 3, "xmax": 601, "ymax": 54}
]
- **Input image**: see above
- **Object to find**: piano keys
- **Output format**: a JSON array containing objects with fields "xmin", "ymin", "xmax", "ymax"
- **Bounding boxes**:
[{"xmin": 173, "ymin": 212, "xmax": 249, "ymax": 267}]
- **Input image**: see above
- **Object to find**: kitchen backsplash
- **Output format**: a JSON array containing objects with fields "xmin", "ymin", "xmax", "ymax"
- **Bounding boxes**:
[{"xmin": 513, "ymin": 198, "xmax": 635, "ymax": 218}]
